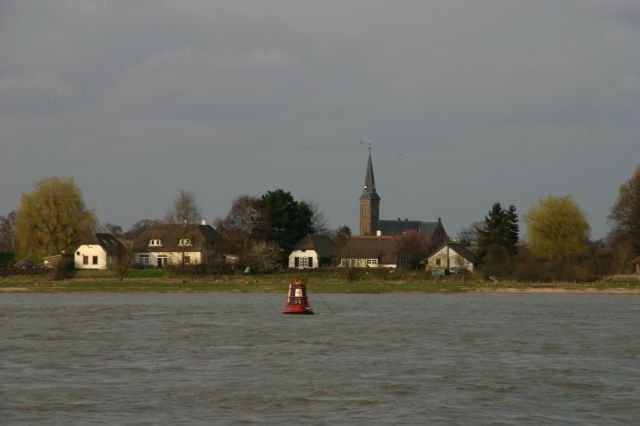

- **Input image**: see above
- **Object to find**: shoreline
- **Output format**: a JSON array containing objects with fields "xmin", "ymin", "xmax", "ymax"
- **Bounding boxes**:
[
  {"xmin": 2, "ymin": 282, "xmax": 640, "ymax": 295},
  {"xmin": 2, "ymin": 272, "xmax": 639, "ymax": 294}
]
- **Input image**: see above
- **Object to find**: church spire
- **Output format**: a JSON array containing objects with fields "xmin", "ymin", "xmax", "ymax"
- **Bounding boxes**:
[
  {"xmin": 359, "ymin": 145, "xmax": 380, "ymax": 236},
  {"xmin": 360, "ymin": 146, "xmax": 379, "ymax": 200},
  {"xmin": 363, "ymin": 146, "xmax": 376, "ymax": 194}
]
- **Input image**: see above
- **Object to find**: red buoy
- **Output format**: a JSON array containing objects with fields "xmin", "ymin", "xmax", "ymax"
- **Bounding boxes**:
[{"xmin": 283, "ymin": 277, "xmax": 314, "ymax": 315}]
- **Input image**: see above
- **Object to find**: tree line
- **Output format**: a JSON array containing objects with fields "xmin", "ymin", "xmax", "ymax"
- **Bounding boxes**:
[
  {"xmin": 1, "ymin": 164, "xmax": 640, "ymax": 280},
  {"xmin": 465, "ymin": 165, "xmax": 640, "ymax": 280}
]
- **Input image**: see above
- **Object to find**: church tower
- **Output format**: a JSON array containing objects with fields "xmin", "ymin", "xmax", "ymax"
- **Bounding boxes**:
[{"xmin": 359, "ymin": 148, "xmax": 380, "ymax": 236}]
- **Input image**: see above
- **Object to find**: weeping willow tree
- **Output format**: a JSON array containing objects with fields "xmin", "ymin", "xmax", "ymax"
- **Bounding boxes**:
[
  {"xmin": 16, "ymin": 177, "xmax": 96, "ymax": 258},
  {"xmin": 524, "ymin": 195, "xmax": 590, "ymax": 262}
]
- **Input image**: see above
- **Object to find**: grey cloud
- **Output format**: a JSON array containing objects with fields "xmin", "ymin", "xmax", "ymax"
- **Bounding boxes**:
[{"xmin": 1, "ymin": 0, "xmax": 639, "ymax": 238}]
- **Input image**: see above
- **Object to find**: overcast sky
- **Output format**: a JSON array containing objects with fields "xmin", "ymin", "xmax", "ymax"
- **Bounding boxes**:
[{"xmin": 1, "ymin": 0, "xmax": 639, "ymax": 239}]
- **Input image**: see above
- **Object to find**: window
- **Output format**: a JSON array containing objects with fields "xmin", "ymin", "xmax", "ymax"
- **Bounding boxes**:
[
  {"xmin": 178, "ymin": 239, "xmax": 192, "ymax": 247},
  {"xmin": 294, "ymin": 257, "xmax": 314, "ymax": 269},
  {"xmin": 148, "ymin": 239, "xmax": 162, "ymax": 247},
  {"xmin": 361, "ymin": 205, "xmax": 368, "ymax": 217},
  {"xmin": 435, "ymin": 258, "xmax": 441, "ymax": 266},
  {"xmin": 184, "ymin": 256, "xmax": 191, "ymax": 264},
  {"xmin": 340, "ymin": 258, "xmax": 371, "ymax": 268},
  {"xmin": 92, "ymin": 256, "xmax": 98, "ymax": 265},
  {"xmin": 139, "ymin": 254, "xmax": 149, "ymax": 265},
  {"xmin": 83, "ymin": 255, "xmax": 88, "ymax": 265}
]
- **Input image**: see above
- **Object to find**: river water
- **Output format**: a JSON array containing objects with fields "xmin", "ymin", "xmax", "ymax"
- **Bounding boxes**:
[{"xmin": 1, "ymin": 293, "xmax": 639, "ymax": 425}]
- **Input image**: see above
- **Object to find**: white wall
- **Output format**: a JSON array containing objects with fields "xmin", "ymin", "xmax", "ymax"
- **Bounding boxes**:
[
  {"xmin": 288, "ymin": 250, "xmax": 319, "ymax": 269},
  {"xmin": 74, "ymin": 244, "xmax": 109, "ymax": 270},
  {"xmin": 135, "ymin": 251, "xmax": 202, "ymax": 267},
  {"xmin": 427, "ymin": 246, "xmax": 474, "ymax": 272}
]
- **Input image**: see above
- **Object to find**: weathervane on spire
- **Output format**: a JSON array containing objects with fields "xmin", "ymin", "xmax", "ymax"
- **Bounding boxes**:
[{"xmin": 360, "ymin": 139, "xmax": 373, "ymax": 153}]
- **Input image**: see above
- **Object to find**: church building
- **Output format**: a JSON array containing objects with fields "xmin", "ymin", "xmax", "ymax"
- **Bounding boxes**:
[
  {"xmin": 358, "ymin": 149, "xmax": 448, "ymax": 247},
  {"xmin": 337, "ymin": 149, "xmax": 448, "ymax": 268}
]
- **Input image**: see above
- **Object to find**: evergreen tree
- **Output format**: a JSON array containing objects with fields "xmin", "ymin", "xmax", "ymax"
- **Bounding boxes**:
[
  {"xmin": 506, "ymin": 205, "xmax": 519, "ymax": 255},
  {"xmin": 477, "ymin": 202, "xmax": 519, "ymax": 268},
  {"xmin": 260, "ymin": 189, "xmax": 314, "ymax": 262}
]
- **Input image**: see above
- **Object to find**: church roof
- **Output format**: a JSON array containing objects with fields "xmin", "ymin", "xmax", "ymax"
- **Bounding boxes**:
[
  {"xmin": 360, "ymin": 151, "xmax": 380, "ymax": 201},
  {"xmin": 378, "ymin": 219, "xmax": 443, "ymax": 237}
]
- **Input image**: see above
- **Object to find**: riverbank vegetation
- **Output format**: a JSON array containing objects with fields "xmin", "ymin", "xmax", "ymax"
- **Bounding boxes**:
[
  {"xmin": 1, "ymin": 269, "xmax": 639, "ymax": 294},
  {"xmin": 1, "ymin": 165, "xmax": 640, "ymax": 286}
]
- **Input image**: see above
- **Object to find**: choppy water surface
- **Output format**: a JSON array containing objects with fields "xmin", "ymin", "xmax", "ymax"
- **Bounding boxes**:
[{"xmin": 1, "ymin": 293, "xmax": 639, "ymax": 425}]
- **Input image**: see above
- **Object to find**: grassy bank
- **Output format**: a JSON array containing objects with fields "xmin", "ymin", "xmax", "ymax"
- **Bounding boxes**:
[{"xmin": 1, "ymin": 270, "xmax": 639, "ymax": 293}]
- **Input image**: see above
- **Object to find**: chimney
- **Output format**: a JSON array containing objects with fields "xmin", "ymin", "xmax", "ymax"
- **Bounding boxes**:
[{"xmin": 201, "ymin": 219, "xmax": 207, "ymax": 225}]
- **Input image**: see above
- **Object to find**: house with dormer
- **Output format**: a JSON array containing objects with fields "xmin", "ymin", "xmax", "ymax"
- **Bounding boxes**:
[{"xmin": 131, "ymin": 223, "xmax": 220, "ymax": 268}]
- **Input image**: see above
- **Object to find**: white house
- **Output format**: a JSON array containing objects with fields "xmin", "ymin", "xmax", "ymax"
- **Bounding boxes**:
[
  {"xmin": 288, "ymin": 234, "xmax": 336, "ymax": 269},
  {"xmin": 74, "ymin": 233, "xmax": 124, "ymax": 270},
  {"xmin": 131, "ymin": 223, "xmax": 220, "ymax": 268},
  {"xmin": 426, "ymin": 242, "xmax": 479, "ymax": 274}
]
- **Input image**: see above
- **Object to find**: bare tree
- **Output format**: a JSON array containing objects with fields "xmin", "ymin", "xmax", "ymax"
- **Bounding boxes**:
[
  {"xmin": 304, "ymin": 199, "xmax": 329, "ymax": 235},
  {"xmin": 456, "ymin": 221, "xmax": 483, "ymax": 247},
  {"xmin": 165, "ymin": 190, "xmax": 202, "ymax": 224},
  {"xmin": 244, "ymin": 241, "xmax": 281, "ymax": 273},
  {"xmin": 215, "ymin": 195, "xmax": 269, "ymax": 264},
  {"xmin": 101, "ymin": 223, "xmax": 123, "ymax": 237},
  {"xmin": 0, "ymin": 211, "xmax": 17, "ymax": 252},
  {"xmin": 393, "ymin": 230, "xmax": 433, "ymax": 269},
  {"xmin": 112, "ymin": 240, "xmax": 132, "ymax": 282},
  {"xmin": 609, "ymin": 165, "xmax": 640, "ymax": 254},
  {"xmin": 122, "ymin": 218, "xmax": 162, "ymax": 240}
]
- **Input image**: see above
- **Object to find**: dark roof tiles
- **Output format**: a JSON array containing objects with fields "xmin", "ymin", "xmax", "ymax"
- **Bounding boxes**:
[
  {"xmin": 132, "ymin": 224, "xmax": 219, "ymax": 252},
  {"xmin": 340, "ymin": 236, "xmax": 398, "ymax": 265},
  {"xmin": 292, "ymin": 234, "xmax": 336, "ymax": 257}
]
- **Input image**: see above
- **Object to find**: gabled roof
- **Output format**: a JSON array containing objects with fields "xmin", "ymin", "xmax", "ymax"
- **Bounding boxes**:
[
  {"xmin": 429, "ymin": 242, "xmax": 480, "ymax": 264},
  {"xmin": 131, "ymin": 224, "xmax": 219, "ymax": 252},
  {"xmin": 379, "ymin": 218, "xmax": 444, "ymax": 237},
  {"xmin": 340, "ymin": 236, "xmax": 398, "ymax": 265},
  {"xmin": 292, "ymin": 234, "xmax": 336, "ymax": 258},
  {"xmin": 79, "ymin": 233, "xmax": 124, "ymax": 255}
]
